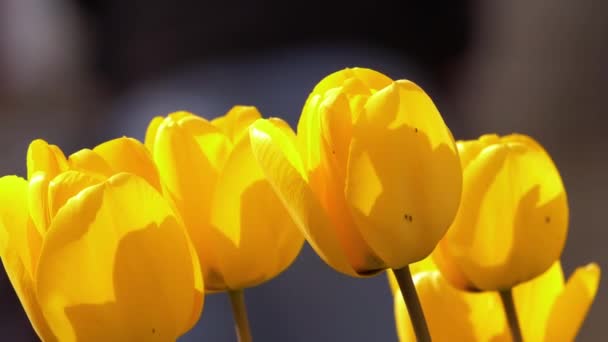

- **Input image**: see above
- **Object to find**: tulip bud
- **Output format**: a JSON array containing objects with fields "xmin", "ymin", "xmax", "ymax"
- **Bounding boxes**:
[
  {"xmin": 434, "ymin": 134, "xmax": 569, "ymax": 290},
  {"xmin": 146, "ymin": 106, "xmax": 304, "ymax": 291},
  {"xmin": 249, "ymin": 67, "xmax": 462, "ymax": 276}
]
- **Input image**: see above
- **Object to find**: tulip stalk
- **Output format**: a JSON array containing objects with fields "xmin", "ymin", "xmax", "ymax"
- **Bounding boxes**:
[
  {"xmin": 229, "ymin": 290, "xmax": 253, "ymax": 342},
  {"xmin": 392, "ymin": 266, "xmax": 431, "ymax": 342},
  {"xmin": 499, "ymin": 289, "xmax": 523, "ymax": 342}
]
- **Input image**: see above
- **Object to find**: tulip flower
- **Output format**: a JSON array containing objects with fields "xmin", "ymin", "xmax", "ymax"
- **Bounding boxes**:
[
  {"xmin": 393, "ymin": 262, "xmax": 600, "ymax": 342},
  {"xmin": 146, "ymin": 106, "xmax": 303, "ymax": 291},
  {"xmin": 434, "ymin": 134, "xmax": 569, "ymax": 292},
  {"xmin": 0, "ymin": 138, "xmax": 203, "ymax": 341},
  {"xmin": 146, "ymin": 106, "xmax": 304, "ymax": 341},
  {"xmin": 249, "ymin": 67, "xmax": 462, "ymax": 341}
]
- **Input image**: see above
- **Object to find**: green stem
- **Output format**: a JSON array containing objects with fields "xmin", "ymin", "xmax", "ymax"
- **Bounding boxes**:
[
  {"xmin": 228, "ymin": 290, "xmax": 252, "ymax": 342},
  {"xmin": 392, "ymin": 266, "xmax": 432, "ymax": 342},
  {"xmin": 500, "ymin": 289, "xmax": 523, "ymax": 342}
]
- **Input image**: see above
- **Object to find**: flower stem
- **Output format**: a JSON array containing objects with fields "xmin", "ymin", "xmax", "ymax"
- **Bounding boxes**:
[
  {"xmin": 392, "ymin": 266, "xmax": 432, "ymax": 342},
  {"xmin": 228, "ymin": 290, "xmax": 252, "ymax": 342},
  {"xmin": 499, "ymin": 289, "xmax": 523, "ymax": 342}
]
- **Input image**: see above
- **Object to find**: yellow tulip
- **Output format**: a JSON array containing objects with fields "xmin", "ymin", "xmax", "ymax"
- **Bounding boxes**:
[
  {"xmin": 145, "ymin": 106, "xmax": 304, "ymax": 291},
  {"xmin": 394, "ymin": 262, "xmax": 600, "ymax": 342},
  {"xmin": 434, "ymin": 134, "xmax": 569, "ymax": 290},
  {"xmin": 0, "ymin": 138, "xmax": 203, "ymax": 341},
  {"xmin": 249, "ymin": 67, "xmax": 462, "ymax": 276}
]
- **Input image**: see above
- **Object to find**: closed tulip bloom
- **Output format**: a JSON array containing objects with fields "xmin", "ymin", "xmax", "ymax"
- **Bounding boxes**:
[
  {"xmin": 249, "ymin": 68, "xmax": 462, "ymax": 276},
  {"xmin": 145, "ymin": 106, "xmax": 304, "ymax": 291},
  {"xmin": 434, "ymin": 134, "xmax": 569, "ymax": 291},
  {"xmin": 394, "ymin": 262, "xmax": 600, "ymax": 341},
  {"xmin": 0, "ymin": 139, "xmax": 203, "ymax": 341}
]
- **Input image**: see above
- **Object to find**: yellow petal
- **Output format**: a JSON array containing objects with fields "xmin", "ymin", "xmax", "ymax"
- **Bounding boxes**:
[
  {"xmin": 346, "ymin": 81, "xmax": 462, "ymax": 268},
  {"xmin": 36, "ymin": 173, "xmax": 201, "ymax": 341},
  {"xmin": 0, "ymin": 176, "xmax": 55, "ymax": 341},
  {"xmin": 47, "ymin": 170, "xmax": 105, "ymax": 218},
  {"xmin": 544, "ymin": 263, "xmax": 600, "ymax": 342},
  {"xmin": 210, "ymin": 129, "xmax": 303, "ymax": 289},
  {"xmin": 68, "ymin": 148, "xmax": 114, "ymax": 177},
  {"xmin": 211, "ymin": 106, "xmax": 262, "ymax": 143},
  {"xmin": 443, "ymin": 138, "xmax": 568, "ymax": 290},
  {"xmin": 28, "ymin": 172, "xmax": 52, "ymax": 235},
  {"xmin": 93, "ymin": 137, "xmax": 161, "ymax": 192},
  {"xmin": 394, "ymin": 271, "xmax": 508, "ymax": 342},
  {"xmin": 249, "ymin": 119, "xmax": 356, "ymax": 276},
  {"xmin": 456, "ymin": 134, "xmax": 499, "ymax": 170},
  {"xmin": 309, "ymin": 67, "xmax": 392, "ymax": 96},
  {"xmin": 27, "ymin": 139, "xmax": 68, "ymax": 180},
  {"xmin": 315, "ymin": 91, "xmax": 384, "ymax": 273},
  {"xmin": 153, "ymin": 113, "xmax": 230, "ymax": 291},
  {"xmin": 144, "ymin": 116, "xmax": 164, "ymax": 152}
]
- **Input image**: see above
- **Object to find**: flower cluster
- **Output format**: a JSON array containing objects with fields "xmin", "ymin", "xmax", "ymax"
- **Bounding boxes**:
[{"xmin": 0, "ymin": 68, "xmax": 599, "ymax": 341}]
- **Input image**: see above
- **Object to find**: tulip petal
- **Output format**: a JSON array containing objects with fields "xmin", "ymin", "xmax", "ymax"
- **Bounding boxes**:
[
  {"xmin": 544, "ymin": 263, "xmax": 600, "ymax": 342},
  {"xmin": 28, "ymin": 172, "xmax": 52, "ymax": 235},
  {"xmin": 47, "ymin": 170, "xmax": 105, "ymax": 218},
  {"xmin": 309, "ymin": 67, "xmax": 392, "ymax": 96},
  {"xmin": 211, "ymin": 106, "xmax": 261, "ymax": 143},
  {"xmin": 513, "ymin": 261, "xmax": 565, "ymax": 342},
  {"xmin": 394, "ymin": 272, "xmax": 508, "ymax": 342},
  {"xmin": 249, "ymin": 119, "xmax": 356, "ymax": 276},
  {"xmin": 68, "ymin": 149, "xmax": 114, "ymax": 177},
  {"xmin": 144, "ymin": 116, "xmax": 164, "ymax": 152},
  {"xmin": 315, "ymin": 91, "xmax": 385, "ymax": 273},
  {"xmin": 346, "ymin": 81, "xmax": 462, "ymax": 268},
  {"xmin": 0, "ymin": 176, "xmax": 54, "ymax": 341},
  {"xmin": 210, "ymin": 129, "xmax": 303, "ymax": 289},
  {"xmin": 27, "ymin": 139, "xmax": 68, "ymax": 180},
  {"xmin": 93, "ymin": 137, "xmax": 161, "ymax": 191},
  {"xmin": 36, "ymin": 173, "xmax": 200, "ymax": 341},
  {"xmin": 153, "ymin": 113, "xmax": 230, "ymax": 290}
]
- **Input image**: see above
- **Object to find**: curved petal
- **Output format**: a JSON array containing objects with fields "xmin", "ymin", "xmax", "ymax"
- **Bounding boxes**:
[
  {"xmin": 394, "ymin": 271, "xmax": 508, "ymax": 342},
  {"xmin": 309, "ymin": 67, "xmax": 392, "ymax": 96},
  {"xmin": 544, "ymin": 263, "xmax": 600, "ymax": 342},
  {"xmin": 211, "ymin": 106, "xmax": 261, "ymax": 143},
  {"xmin": 346, "ymin": 81, "xmax": 462, "ymax": 268},
  {"xmin": 28, "ymin": 172, "xmax": 52, "ymax": 235},
  {"xmin": 316, "ymin": 91, "xmax": 384, "ymax": 273},
  {"xmin": 210, "ymin": 130, "xmax": 304, "ymax": 289},
  {"xmin": 36, "ymin": 173, "xmax": 200, "ymax": 341},
  {"xmin": 68, "ymin": 149, "xmax": 114, "ymax": 177},
  {"xmin": 27, "ymin": 139, "xmax": 68, "ymax": 180},
  {"xmin": 47, "ymin": 171, "xmax": 105, "ymax": 219},
  {"xmin": 144, "ymin": 116, "xmax": 164, "ymax": 152},
  {"xmin": 249, "ymin": 119, "xmax": 356, "ymax": 276},
  {"xmin": 93, "ymin": 137, "xmax": 161, "ymax": 192},
  {"xmin": 457, "ymin": 134, "xmax": 500, "ymax": 170},
  {"xmin": 513, "ymin": 261, "xmax": 565, "ymax": 342},
  {"xmin": 0, "ymin": 176, "xmax": 55, "ymax": 341},
  {"xmin": 153, "ymin": 113, "xmax": 230, "ymax": 291}
]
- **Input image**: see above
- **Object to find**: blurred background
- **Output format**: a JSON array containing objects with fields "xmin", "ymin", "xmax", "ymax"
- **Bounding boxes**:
[{"xmin": 0, "ymin": 0, "xmax": 606, "ymax": 340}]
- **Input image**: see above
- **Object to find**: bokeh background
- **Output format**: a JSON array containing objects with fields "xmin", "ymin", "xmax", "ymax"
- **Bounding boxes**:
[{"xmin": 1, "ymin": 0, "xmax": 606, "ymax": 340}]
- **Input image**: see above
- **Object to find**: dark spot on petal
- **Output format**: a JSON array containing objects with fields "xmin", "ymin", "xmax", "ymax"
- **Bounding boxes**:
[
  {"xmin": 414, "ymin": 127, "xmax": 418, "ymax": 133},
  {"xmin": 545, "ymin": 216, "xmax": 551, "ymax": 223},
  {"xmin": 152, "ymin": 328, "xmax": 155, "ymax": 334},
  {"xmin": 332, "ymin": 149, "xmax": 336, "ymax": 155}
]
